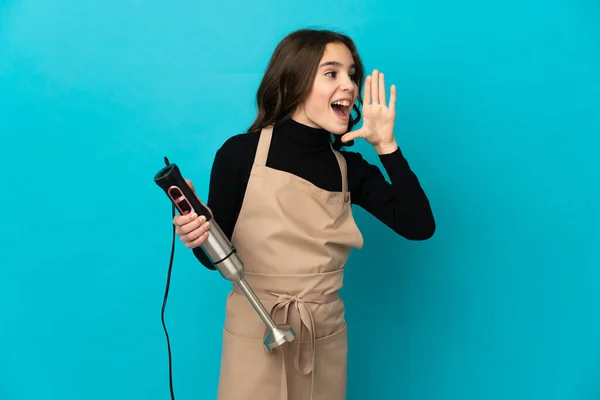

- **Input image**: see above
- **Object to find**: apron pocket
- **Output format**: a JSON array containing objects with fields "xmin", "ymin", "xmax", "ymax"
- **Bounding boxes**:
[
  {"xmin": 217, "ymin": 328, "xmax": 284, "ymax": 400},
  {"xmin": 284, "ymin": 324, "xmax": 348, "ymax": 400}
]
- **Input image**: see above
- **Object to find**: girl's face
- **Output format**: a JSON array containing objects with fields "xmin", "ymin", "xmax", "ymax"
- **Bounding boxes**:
[{"xmin": 291, "ymin": 42, "xmax": 358, "ymax": 135}]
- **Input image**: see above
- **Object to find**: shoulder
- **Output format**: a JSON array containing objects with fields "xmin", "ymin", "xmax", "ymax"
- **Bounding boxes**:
[
  {"xmin": 206, "ymin": 132, "xmax": 259, "ymax": 181},
  {"xmin": 212, "ymin": 132, "xmax": 260, "ymax": 168},
  {"xmin": 216, "ymin": 132, "xmax": 259, "ymax": 157}
]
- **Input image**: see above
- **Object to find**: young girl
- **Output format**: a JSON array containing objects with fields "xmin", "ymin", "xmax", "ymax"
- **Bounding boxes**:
[{"xmin": 174, "ymin": 28, "xmax": 435, "ymax": 400}]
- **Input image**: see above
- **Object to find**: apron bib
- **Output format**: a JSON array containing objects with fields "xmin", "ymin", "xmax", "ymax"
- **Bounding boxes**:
[{"xmin": 217, "ymin": 125, "xmax": 363, "ymax": 400}]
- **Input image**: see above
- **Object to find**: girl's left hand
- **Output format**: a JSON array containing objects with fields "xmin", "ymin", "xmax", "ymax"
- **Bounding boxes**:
[{"xmin": 341, "ymin": 69, "xmax": 398, "ymax": 154}]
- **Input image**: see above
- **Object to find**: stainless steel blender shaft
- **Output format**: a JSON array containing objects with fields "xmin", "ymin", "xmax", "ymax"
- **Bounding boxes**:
[{"xmin": 205, "ymin": 223, "xmax": 295, "ymax": 351}]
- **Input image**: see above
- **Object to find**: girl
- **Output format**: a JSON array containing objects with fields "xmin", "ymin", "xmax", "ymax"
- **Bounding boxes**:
[{"xmin": 174, "ymin": 28, "xmax": 435, "ymax": 400}]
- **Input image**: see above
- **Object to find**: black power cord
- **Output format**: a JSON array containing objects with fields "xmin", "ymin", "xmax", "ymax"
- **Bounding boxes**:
[{"xmin": 160, "ymin": 165, "xmax": 177, "ymax": 400}]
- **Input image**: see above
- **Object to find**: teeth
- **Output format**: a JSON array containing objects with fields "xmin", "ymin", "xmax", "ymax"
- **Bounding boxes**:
[{"xmin": 332, "ymin": 100, "xmax": 351, "ymax": 107}]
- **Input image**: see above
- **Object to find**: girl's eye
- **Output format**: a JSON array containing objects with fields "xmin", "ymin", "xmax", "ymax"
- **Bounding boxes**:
[{"xmin": 326, "ymin": 71, "xmax": 355, "ymax": 79}]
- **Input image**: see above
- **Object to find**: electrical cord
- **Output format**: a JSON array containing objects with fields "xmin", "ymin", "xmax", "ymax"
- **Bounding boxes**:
[{"xmin": 160, "ymin": 201, "xmax": 177, "ymax": 400}]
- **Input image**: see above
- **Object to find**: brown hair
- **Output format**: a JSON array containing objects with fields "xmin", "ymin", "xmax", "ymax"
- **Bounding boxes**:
[{"xmin": 247, "ymin": 28, "xmax": 365, "ymax": 149}]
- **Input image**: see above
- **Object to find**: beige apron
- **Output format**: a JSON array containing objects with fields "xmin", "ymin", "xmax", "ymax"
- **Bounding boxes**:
[{"xmin": 216, "ymin": 125, "xmax": 363, "ymax": 400}]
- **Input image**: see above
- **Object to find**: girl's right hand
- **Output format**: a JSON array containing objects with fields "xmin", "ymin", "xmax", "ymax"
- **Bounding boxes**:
[
  {"xmin": 172, "ymin": 178, "xmax": 211, "ymax": 248},
  {"xmin": 173, "ymin": 211, "xmax": 211, "ymax": 248}
]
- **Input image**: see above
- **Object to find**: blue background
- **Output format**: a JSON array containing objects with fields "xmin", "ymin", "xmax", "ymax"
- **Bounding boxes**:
[{"xmin": 1, "ymin": 0, "xmax": 599, "ymax": 399}]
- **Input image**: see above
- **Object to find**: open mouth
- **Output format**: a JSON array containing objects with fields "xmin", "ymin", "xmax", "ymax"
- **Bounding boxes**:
[{"xmin": 331, "ymin": 100, "xmax": 351, "ymax": 120}]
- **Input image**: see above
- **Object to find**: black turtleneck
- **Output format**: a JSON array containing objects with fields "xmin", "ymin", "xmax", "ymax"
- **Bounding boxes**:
[{"xmin": 193, "ymin": 117, "xmax": 435, "ymax": 269}]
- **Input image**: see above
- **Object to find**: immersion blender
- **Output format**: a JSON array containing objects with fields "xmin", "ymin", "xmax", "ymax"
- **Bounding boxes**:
[{"xmin": 153, "ymin": 159, "xmax": 295, "ymax": 351}]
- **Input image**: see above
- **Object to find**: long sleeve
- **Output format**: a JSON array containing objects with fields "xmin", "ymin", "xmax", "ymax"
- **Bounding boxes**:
[
  {"xmin": 345, "ymin": 147, "xmax": 435, "ymax": 240},
  {"xmin": 192, "ymin": 139, "xmax": 249, "ymax": 269}
]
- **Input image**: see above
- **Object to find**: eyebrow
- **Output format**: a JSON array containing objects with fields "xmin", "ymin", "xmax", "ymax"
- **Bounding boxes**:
[{"xmin": 319, "ymin": 61, "xmax": 356, "ymax": 69}]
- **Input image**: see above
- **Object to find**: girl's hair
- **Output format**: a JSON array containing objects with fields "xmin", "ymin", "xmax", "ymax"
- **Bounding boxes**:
[{"xmin": 247, "ymin": 28, "xmax": 365, "ymax": 150}]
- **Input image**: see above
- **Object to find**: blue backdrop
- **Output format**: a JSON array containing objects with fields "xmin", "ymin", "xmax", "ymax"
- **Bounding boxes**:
[{"xmin": 1, "ymin": 0, "xmax": 599, "ymax": 399}]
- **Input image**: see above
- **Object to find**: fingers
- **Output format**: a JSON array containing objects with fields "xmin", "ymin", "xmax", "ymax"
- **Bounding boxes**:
[
  {"xmin": 363, "ymin": 75, "xmax": 372, "ymax": 105},
  {"xmin": 365, "ymin": 69, "xmax": 394, "ymax": 107},
  {"xmin": 379, "ymin": 72, "xmax": 386, "ymax": 106},
  {"xmin": 185, "ymin": 229, "xmax": 210, "ymax": 248},
  {"xmin": 341, "ymin": 128, "xmax": 363, "ymax": 143},
  {"xmin": 174, "ymin": 212, "xmax": 207, "ymax": 235},
  {"xmin": 371, "ymin": 70, "xmax": 379, "ymax": 104},
  {"xmin": 173, "ymin": 212, "xmax": 211, "ymax": 248},
  {"xmin": 389, "ymin": 84, "xmax": 396, "ymax": 111}
]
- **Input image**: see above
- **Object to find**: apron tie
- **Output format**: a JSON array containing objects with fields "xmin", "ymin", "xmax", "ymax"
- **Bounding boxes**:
[
  {"xmin": 232, "ymin": 286, "xmax": 339, "ymax": 400},
  {"xmin": 267, "ymin": 293, "xmax": 318, "ymax": 400}
]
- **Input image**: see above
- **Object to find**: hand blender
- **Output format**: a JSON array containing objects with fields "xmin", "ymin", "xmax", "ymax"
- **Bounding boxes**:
[{"xmin": 153, "ymin": 159, "xmax": 295, "ymax": 351}]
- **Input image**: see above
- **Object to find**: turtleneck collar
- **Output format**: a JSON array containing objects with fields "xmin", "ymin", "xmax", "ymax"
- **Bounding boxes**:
[{"xmin": 274, "ymin": 117, "xmax": 331, "ymax": 147}]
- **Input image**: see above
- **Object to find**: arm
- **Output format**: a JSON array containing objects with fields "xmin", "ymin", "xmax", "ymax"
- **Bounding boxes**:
[
  {"xmin": 346, "ymin": 148, "xmax": 435, "ymax": 240},
  {"xmin": 340, "ymin": 69, "xmax": 434, "ymax": 239},
  {"xmin": 192, "ymin": 140, "xmax": 246, "ymax": 269}
]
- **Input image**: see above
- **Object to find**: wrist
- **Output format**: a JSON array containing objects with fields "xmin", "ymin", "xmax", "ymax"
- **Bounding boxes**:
[{"xmin": 374, "ymin": 140, "xmax": 399, "ymax": 155}]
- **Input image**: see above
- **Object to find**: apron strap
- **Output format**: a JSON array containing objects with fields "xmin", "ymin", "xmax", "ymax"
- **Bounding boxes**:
[
  {"xmin": 255, "ymin": 125, "xmax": 274, "ymax": 167},
  {"xmin": 279, "ymin": 352, "xmax": 288, "ymax": 400},
  {"xmin": 331, "ymin": 147, "xmax": 349, "ymax": 196}
]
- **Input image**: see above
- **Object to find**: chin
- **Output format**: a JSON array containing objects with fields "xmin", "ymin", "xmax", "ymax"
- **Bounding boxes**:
[
  {"xmin": 328, "ymin": 128, "xmax": 347, "ymax": 136},
  {"xmin": 320, "ymin": 119, "xmax": 349, "ymax": 135},
  {"xmin": 329, "ymin": 124, "xmax": 350, "ymax": 135}
]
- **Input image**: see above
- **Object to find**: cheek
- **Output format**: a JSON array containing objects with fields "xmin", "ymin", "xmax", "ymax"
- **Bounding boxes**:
[
  {"xmin": 315, "ymin": 90, "xmax": 332, "ymax": 108},
  {"xmin": 305, "ymin": 90, "xmax": 331, "ymax": 113}
]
